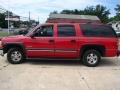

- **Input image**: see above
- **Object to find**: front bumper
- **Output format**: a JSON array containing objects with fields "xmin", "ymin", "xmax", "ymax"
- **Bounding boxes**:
[
  {"xmin": 0, "ymin": 41, "xmax": 4, "ymax": 56},
  {"xmin": 0, "ymin": 48, "xmax": 4, "ymax": 56}
]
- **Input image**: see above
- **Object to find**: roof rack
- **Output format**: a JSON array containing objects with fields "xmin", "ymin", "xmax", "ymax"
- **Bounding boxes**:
[{"xmin": 46, "ymin": 14, "xmax": 101, "ymax": 24}]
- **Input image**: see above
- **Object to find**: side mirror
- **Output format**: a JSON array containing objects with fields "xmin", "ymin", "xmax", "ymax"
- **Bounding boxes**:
[{"xmin": 30, "ymin": 33, "xmax": 36, "ymax": 38}]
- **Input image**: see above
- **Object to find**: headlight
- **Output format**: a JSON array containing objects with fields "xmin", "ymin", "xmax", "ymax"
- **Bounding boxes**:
[{"xmin": 0, "ymin": 41, "xmax": 2, "ymax": 48}]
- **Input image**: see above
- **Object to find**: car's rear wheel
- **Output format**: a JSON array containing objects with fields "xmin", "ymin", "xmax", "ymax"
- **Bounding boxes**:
[
  {"xmin": 82, "ymin": 50, "xmax": 101, "ymax": 67},
  {"xmin": 7, "ymin": 48, "xmax": 24, "ymax": 64}
]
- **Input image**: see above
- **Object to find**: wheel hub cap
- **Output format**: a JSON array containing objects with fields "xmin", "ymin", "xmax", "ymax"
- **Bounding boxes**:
[
  {"xmin": 11, "ymin": 51, "xmax": 22, "ymax": 62},
  {"xmin": 87, "ymin": 53, "xmax": 98, "ymax": 64}
]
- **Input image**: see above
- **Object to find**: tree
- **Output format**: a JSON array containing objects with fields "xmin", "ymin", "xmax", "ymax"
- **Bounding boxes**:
[
  {"xmin": 61, "ymin": 10, "xmax": 74, "ymax": 14},
  {"xmin": 115, "ymin": 4, "xmax": 120, "ymax": 14},
  {"xmin": 114, "ymin": 4, "xmax": 120, "ymax": 21},
  {"xmin": 50, "ymin": 10, "xmax": 58, "ymax": 14},
  {"xmin": 0, "ymin": 11, "xmax": 15, "ymax": 28},
  {"xmin": 85, "ymin": 5, "xmax": 110, "ymax": 23},
  {"xmin": 60, "ymin": 5, "xmax": 110, "ymax": 23},
  {"xmin": 0, "ymin": 13, "xmax": 8, "ymax": 28}
]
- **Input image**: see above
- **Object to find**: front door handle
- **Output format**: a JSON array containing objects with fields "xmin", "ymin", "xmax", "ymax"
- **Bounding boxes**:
[
  {"xmin": 48, "ymin": 40, "xmax": 54, "ymax": 43},
  {"xmin": 70, "ymin": 40, "xmax": 76, "ymax": 43}
]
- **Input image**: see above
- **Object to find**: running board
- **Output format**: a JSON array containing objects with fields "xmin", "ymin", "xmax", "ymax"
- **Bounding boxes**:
[{"xmin": 26, "ymin": 58, "xmax": 80, "ymax": 61}]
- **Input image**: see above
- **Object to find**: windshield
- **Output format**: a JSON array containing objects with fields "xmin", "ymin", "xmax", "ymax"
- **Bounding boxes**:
[{"xmin": 25, "ymin": 25, "xmax": 40, "ymax": 36}]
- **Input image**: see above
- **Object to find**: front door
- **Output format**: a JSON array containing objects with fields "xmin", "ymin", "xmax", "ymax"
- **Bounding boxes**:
[{"xmin": 26, "ymin": 25, "xmax": 55, "ymax": 58}]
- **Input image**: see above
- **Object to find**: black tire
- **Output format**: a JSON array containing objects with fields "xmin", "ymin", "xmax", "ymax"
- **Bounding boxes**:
[
  {"xmin": 82, "ymin": 50, "xmax": 101, "ymax": 67},
  {"xmin": 7, "ymin": 48, "xmax": 24, "ymax": 64}
]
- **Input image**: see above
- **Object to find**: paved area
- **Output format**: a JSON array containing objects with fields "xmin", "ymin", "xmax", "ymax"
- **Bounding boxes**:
[{"xmin": 0, "ymin": 54, "xmax": 120, "ymax": 90}]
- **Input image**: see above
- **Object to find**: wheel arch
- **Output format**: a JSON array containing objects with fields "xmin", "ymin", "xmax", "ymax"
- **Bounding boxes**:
[
  {"xmin": 80, "ymin": 44, "xmax": 105, "ymax": 58},
  {"xmin": 3, "ymin": 43, "xmax": 25, "ymax": 54}
]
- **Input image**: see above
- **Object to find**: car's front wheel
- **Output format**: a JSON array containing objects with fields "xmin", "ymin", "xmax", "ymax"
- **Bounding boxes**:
[
  {"xmin": 82, "ymin": 50, "xmax": 101, "ymax": 67},
  {"xmin": 7, "ymin": 48, "xmax": 24, "ymax": 64}
]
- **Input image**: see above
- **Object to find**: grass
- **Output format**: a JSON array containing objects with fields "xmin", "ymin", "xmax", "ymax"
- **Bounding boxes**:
[{"xmin": 0, "ymin": 32, "xmax": 13, "ymax": 37}]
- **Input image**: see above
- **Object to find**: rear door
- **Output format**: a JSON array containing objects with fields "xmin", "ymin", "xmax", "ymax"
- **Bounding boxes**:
[{"xmin": 54, "ymin": 24, "xmax": 79, "ymax": 58}]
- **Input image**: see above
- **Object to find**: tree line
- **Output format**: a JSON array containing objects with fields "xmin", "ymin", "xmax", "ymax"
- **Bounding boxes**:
[
  {"xmin": 0, "ymin": 11, "xmax": 20, "ymax": 28},
  {"xmin": 0, "ymin": 11, "xmax": 38, "ymax": 28},
  {"xmin": 0, "ymin": 4, "xmax": 120, "ymax": 28},
  {"xmin": 51, "ymin": 4, "xmax": 120, "ymax": 23}
]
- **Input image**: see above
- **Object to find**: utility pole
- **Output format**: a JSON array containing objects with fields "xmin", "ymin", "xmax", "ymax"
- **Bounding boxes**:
[
  {"xmin": 7, "ymin": 0, "xmax": 10, "ymax": 34},
  {"xmin": 29, "ymin": 11, "xmax": 31, "ymax": 27},
  {"xmin": 38, "ymin": 16, "xmax": 39, "ymax": 24},
  {"xmin": 7, "ymin": 10, "xmax": 10, "ymax": 34}
]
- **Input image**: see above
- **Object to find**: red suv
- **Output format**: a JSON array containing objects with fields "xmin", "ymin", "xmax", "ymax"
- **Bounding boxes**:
[{"xmin": 0, "ymin": 23, "xmax": 119, "ymax": 67}]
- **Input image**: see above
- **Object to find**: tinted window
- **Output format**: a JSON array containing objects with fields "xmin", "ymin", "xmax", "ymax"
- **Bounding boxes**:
[
  {"xmin": 80, "ymin": 24, "xmax": 116, "ymax": 37},
  {"xmin": 34, "ymin": 26, "xmax": 53, "ymax": 37},
  {"xmin": 58, "ymin": 25, "xmax": 75, "ymax": 37}
]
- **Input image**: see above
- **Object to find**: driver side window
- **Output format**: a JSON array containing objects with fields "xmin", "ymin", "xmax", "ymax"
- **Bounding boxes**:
[{"xmin": 34, "ymin": 25, "xmax": 53, "ymax": 37}]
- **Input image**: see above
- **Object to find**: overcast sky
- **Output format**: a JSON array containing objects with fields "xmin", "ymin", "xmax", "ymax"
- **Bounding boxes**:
[{"xmin": 0, "ymin": 0, "xmax": 119, "ymax": 23}]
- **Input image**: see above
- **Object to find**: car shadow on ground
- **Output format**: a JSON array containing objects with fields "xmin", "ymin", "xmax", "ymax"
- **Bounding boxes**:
[
  {"xmin": 24, "ymin": 57, "xmax": 120, "ymax": 67},
  {"xmin": 26, "ymin": 59, "xmax": 82, "ymax": 67},
  {"xmin": 99, "ymin": 58, "xmax": 119, "ymax": 67}
]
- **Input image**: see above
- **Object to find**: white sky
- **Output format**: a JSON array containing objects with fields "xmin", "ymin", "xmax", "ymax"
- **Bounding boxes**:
[{"xmin": 0, "ymin": 0, "xmax": 119, "ymax": 23}]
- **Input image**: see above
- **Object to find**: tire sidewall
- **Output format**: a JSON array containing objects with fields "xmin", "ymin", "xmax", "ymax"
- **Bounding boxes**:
[
  {"xmin": 82, "ymin": 50, "xmax": 101, "ymax": 67},
  {"xmin": 7, "ymin": 48, "xmax": 24, "ymax": 64}
]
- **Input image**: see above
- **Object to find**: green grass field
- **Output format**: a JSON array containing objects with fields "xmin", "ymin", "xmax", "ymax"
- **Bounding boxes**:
[{"xmin": 0, "ymin": 32, "xmax": 13, "ymax": 37}]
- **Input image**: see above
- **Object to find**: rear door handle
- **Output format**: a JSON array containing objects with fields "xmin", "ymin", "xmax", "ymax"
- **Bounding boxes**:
[
  {"xmin": 48, "ymin": 40, "xmax": 54, "ymax": 43},
  {"xmin": 70, "ymin": 40, "xmax": 76, "ymax": 43}
]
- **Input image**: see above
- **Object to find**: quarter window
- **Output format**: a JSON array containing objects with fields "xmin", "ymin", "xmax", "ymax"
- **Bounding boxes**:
[{"xmin": 80, "ymin": 24, "xmax": 116, "ymax": 37}]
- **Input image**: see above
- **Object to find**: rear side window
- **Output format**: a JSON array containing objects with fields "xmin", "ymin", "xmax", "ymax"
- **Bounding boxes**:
[
  {"xmin": 80, "ymin": 24, "xmax": 116, "ymax": 37},
  {"xmin": 57, "ymin": 25, "xmax": 76, "ymax": 37}
]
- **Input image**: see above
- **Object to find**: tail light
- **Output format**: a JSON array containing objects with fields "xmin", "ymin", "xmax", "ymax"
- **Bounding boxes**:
[{"xmin": 118, "ymin": 38, "xmax": 120, "ymax": 51}]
